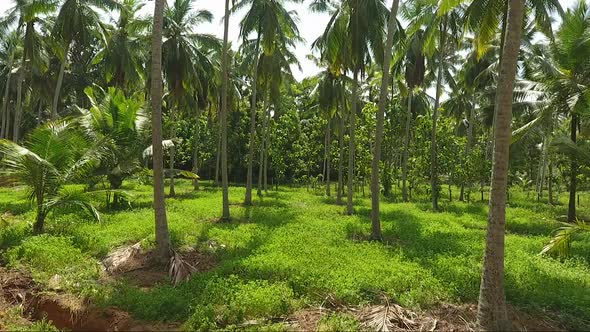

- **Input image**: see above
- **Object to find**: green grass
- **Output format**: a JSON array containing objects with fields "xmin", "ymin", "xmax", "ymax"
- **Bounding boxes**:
[{"xmin": 1, "ymin": 181, "xmax": 589, "ymax": 329}]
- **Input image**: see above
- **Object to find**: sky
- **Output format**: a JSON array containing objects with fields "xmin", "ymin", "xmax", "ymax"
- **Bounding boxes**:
[{"xmin": 0, "ymin": 0, "xmax": 579, "ymax": 81}]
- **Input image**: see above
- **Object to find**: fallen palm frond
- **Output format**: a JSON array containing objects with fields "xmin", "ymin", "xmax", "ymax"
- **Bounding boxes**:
[
  {"xmin": 169, "ymin": 250, "xmax": 198, "ymax": 286},
  {"xmin": 360, "ymin": 301, "xmax": 426, "ymax": 332},
  {"xmin": 102, "ymin": 242, "xmax": 144, "ymax": 274}
]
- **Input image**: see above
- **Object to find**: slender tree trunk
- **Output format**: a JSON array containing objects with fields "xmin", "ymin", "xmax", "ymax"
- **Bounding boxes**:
[
  {"xmin": 51, "ymin": 42, "xmax": 71, "ymax": 120},
  {"xmin": 402, "ymin": 90, "xmax": 412, "ymax": 202},
  {"xmin": 245, "ymin": 35, "xmax": 261, "ymax": 206},
  {"xmin": 337, "ymin": 91, "xmax": 345, "ymax": 205},
  {"xmin": 430, "ymin": 17, "xmax": 447, "ymax": 211},
  {"xmin": 461, "ymin": 105, "xmax": 475, "ymax": 201},
  {"xmin": 258, "ymin": 94, "xmax": 270, "ymax": 196},
  {"xmin": 220, "ymin": 0, "xmax": 231, "ymax": 220},
  {"xmin": 477, "ymin": 0, "xmax": 524, "ymax": 329},
  {"xmin": 568, "ymin": 113, "xmax": 578, "ymax": 222},
  {"xmin": 263, "ymin": 108, "xmax": 270, "ymax": 192},
  {"xmin": 370, "ymin": 0, "xmax": 399, "ymax": 241},
  {"xmin": 326, "ymin": 115, "xmax": 332, "ymax": 196},
  {"xmin": 347, "ymin": 71, "xmax": 359, "ymax": 215},
  {"xmin": 168, "ymin": 107, "xmax": 177, "ymax": 197},
  {"xmin": 13, "ymin": 68, "xmax": 24, "ymax": 141},
  {"xmin": 548, "ymin": 161, "xmax": 554, "ymax": 205},
  {"xmin": 192, "ymin": 108, "xmax": 202, "ymax": 190},
  {"xmin": 1, "ymin": 68, "xmax": 12, "ymax": 139},
  {"xmin": 215, "ymin": 127, "xmax": 221, "ymax": 185},
  {"xmin": 150, "ymin": 0, "xmax": 171, "ymax": 264}
]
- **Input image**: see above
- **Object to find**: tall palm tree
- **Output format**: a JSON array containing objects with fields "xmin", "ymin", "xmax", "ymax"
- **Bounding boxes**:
[
  {"xmin": 162, "ymin": 0, "xmax": 218, "ymax": 197},
  {"xmin": 315, "ymin": 0, "xmax": 388, "ymax": 215},
  {"xmin": 521, "ymin": 1, "xmax": 590, "ymax": 221},
  {"xmin": 236, "ymin": 0, "xmax": 301, "ymax": 205},
  {"xmin": 476, "ymin": 0, "xmax": 525, "ymax": 329},
  {"xmin": 370, "ymin": 0, "xmax": 400, "ymax": 241},
  {"xmin": 0, "ymin": 30, "xmax": 20, "ymax": 139},
  {"xmin": 95, "ymin": 0, "xmax": 150, "ymax": 93},
  {"xmin": 404, "ymin": 0, "xmax": 463, "ymax": 210},
  {"xmin": 220, "ymin": 0, "xmax": 231, "ymax": 220},
  {"xmin": 0, "ymin": 0, "xmax": 58, "ymax": 141},
  {"xmin": 149, "ymin": 0, "xmax": 171, "ymax": 264},
  {"xmin": 51, "ymin": 0, "xmax": 118, "ymax": 120},
  {"xmin": 401, "ymin": 29, "xmax": 426, "ymax": 202}
]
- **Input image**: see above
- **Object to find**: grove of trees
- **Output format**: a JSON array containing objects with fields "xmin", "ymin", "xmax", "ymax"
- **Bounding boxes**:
[{"xmin": 0, "ymin": 0, "xmax": 588, "ymax": 330}]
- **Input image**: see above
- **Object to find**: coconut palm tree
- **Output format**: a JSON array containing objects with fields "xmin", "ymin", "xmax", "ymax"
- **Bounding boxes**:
[
  {"xmin": 162, "ymin": 0, "xmax": 219, "ymax": 197},
  {"xmin": 314, "ymin": 0, "xmax": 388, "ymax": 215},
  {"xmin": 370, "ymin": 0, "xmax": 400, "ymax": 240},
  {"xmin": 149, "ymin": 0, "xmax": 171, "ymax": 264},
  {"xmin": 78, "ymin": 86, "xmax": 148, "ymax": 206},
  {"xmin": 0, "ymin": 30, "xmax": 21, "ymax": 139},
  {"xmin": 476, "ymin": 0, "xmax": 525, "ymax": 329},
  {"xmin": 236, "ymin": 0, "xmax": 301, "ymax": 205},
  {"xmin": 220, "ymin": 0, "xmax": 231, "ymax": 220},
  {"xmin": 51, "ymin": 0, "xmax": 118, "ymax": 120},
  {"xmin": 0, "ymin": 0, "xmax": 58, "ymax": 141},
  {"xmin": 0, "ymin": 121, "xmax": 102, "ymax": 233},
  {"xmin": 95, "ymin": 0, "xmax": 150, "ymax": 93}
]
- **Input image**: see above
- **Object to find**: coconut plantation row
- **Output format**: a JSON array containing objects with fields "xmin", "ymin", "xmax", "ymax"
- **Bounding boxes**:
[{"xmin": 0, "ymin": 0, "xmax": 589, "ymax": 331}]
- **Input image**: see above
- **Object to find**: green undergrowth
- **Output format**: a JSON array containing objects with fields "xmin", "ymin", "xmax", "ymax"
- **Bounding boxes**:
[{"xmin": 0, "ymin": 181, "xmax": 589, "ymax": 330}]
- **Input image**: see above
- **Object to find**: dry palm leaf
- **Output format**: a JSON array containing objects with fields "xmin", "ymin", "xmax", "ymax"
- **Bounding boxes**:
[
  {"xmin": 169, "ymin": 250, "xmax": 198, "ymax": 286},
  {"xmin": 102, "ymin": 242, "xmax": 144, "ymax": 274},
  {"xmin": 361, "ymin": 302, "xmax": 421, "ymax": 332}
]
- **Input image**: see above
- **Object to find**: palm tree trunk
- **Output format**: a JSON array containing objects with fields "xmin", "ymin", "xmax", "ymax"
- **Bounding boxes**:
[
  {"xmin": 430, "ymin": 17, "xmax": 447, "ymax": 211},
  {"xmin": 36, "ymin": 100, "xmax": 42, "ymax": 126},
  {"xmin": 325, "ymin": 115, "xmax": 332, "ymax": 197},
  {"xmin": 337, "ymin": 90, "xmax": 345, "ymax": 205},
  {"xmin": 192, "ymin": 108, "xmax": 202, "ymax": 190},
  {"xmin": 13, "ymin": 68, "xmax": 24, "ymax": 141},
  {"xmin": 263, "ymin": 109, "xmax": 270, "ymax": 192},
  {"xmin": 548, "ymin": 161, "xmax": 554, "ymax": 205},
  {"xmin": 149, "ymin": 0, "xmax": 171, "ymax": 263},
  {"xmin": 215, "ymin": 126, "xmax": 221, "ymax": 185},
  {"xmin": 51, "ymin": 42, "xmax": 71, "ymax": 120},
  {"xmin": 1, "ymin": 68, "xmax": 12, "ymax": 139},
  {"xmin": 347, "ymin": 70, "xmax": 359, "ymax": 215},
  {"xmin": 245, "ymin": 34, "xmax": 261, "ymax": 206},
  {"xmin": 568, "ymin": 113, "xmax": 578, "ymax": 222},
  {"xmin": 461, "ymin": 105, "xmax": 475, "ymax": 201},
  {"xmin": 402, "ymin": 89, "xmax": 412, "ymax": 202},
  {"xmin": 476, "ymin": 0, "xmax": 524, "ymax": 329},
  {"xmin": 371, "ymin": 0, "xmax": 399, "ymax": 241},
  {"xmin": 168, "ymin": 107, "xmax": 177, "ymax": 197},
  {"xmin": 221, "ymin": 0, "xmax": 231, "ymax": 221},
  {"xmin": 258, "ymin": 94, "xmax": 270, "ymax": 197}
]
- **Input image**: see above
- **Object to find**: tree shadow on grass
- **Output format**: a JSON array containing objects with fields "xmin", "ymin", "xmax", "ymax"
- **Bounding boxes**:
[{"xmin": 0, "ymin": 201, "xmax": 32, "ymax": 216}]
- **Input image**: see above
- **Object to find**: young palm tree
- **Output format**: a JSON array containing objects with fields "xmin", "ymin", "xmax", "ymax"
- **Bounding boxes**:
[
  {"xmin": 476, "ymin": 0, "xmax": 525, "ymax": 329},
  {"xmin": 0, "ymin": 0, "xmax": 58, "ymax": 141},
  {"xmin": 0, "ymin": 122, "xmax": 101, "ymax": 233},
  {"xmin": 51, "ymin": 0, "xmax": 118, "ymax": 120},
  {"xmin": 149, "ymin": 0, "xmax": 171, "ymax": 264},
  {"xmin": 370, "ymin": 0, "xmax": 400, "ymax": 240},
  {"xmin": 78, "ymin": 87, "xmax": 148, "ymax": 206}
]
